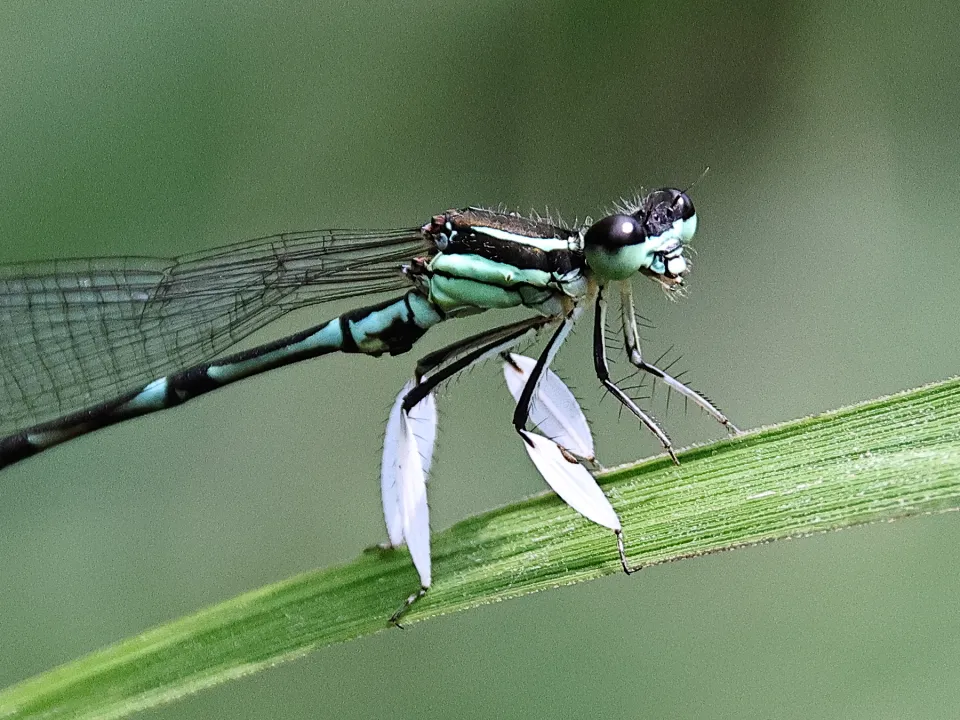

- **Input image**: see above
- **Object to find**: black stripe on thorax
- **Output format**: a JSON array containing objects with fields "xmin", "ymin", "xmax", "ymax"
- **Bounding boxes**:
[{"xmin": 436, "ymin": 208, "xmax": 584, "ymax": 275}]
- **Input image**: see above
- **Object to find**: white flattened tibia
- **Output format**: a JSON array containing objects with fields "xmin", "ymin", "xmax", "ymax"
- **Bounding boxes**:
[
  {"xmin": 503, "ymin": 353, "xmax": 594, "ymax": 461},
  {"xmin": 518, "ymin": 430, "xmax": 621, "ymax": 531},
  {"xmin": 380, "ymin": 380, "xmax": 437, "ymax": 588},
  {"xmin": 397, "ymin": 408, "xmax": 432, "ymax": 587},
  {"xmin": 505, "ymin": 354, "xmax": 620, "ymax": 531}
]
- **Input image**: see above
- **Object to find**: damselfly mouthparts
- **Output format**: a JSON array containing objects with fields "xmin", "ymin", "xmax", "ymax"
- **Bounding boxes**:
[{"xmin": 0, "ymin": 188, "xmax": 737, "ymax": 623}]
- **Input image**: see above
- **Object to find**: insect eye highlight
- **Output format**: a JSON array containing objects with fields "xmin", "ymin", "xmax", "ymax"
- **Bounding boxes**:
[
  {"xmin": 671, "ymin": 190, "xmax": 695, "ymax": 221},
  {"xmin": 583, "ymin": 214, "xmax": 644, "ymax": 250}
]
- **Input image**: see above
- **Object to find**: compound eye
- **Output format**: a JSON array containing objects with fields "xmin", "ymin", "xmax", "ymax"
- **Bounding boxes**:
[{"xmin": 583, "ymin": 214, "xmax": 644, "ymax": 250}]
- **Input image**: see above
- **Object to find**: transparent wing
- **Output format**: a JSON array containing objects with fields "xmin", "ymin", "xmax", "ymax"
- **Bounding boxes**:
[{"xmin": 0, "ymin": 228, "xmax": 428, "ymax": 433}]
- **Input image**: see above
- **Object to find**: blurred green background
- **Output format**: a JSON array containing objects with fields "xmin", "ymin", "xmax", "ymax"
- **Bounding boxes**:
[{"xmin": 2, "ymin": 1, "xmax": 959, "ymax": 718}]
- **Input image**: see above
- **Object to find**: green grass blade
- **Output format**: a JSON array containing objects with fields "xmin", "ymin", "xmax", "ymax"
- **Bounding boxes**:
[{"xmin": 2, "ymin": 378, "xmax": 959, "ymax": 719}]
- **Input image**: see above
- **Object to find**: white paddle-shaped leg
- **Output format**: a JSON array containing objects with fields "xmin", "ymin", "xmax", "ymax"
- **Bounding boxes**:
[
  {"xmin": 503, "ymin": 353, "xmax": 595, "ymax": 462},
  {"xmin": 505, "ymin": 354, "xmax": 643, "ymax": 575},
  {"xmin": 381, "ymin": 380, "xmax": 437, "ymax": 625}
]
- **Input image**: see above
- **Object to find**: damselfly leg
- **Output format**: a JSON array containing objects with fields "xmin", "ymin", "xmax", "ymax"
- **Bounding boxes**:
[
  {"xmin": 402, "ymin": 316, "xmax": 555, "ymax": 412},
  {"xmin": 511, "ymin": 309, "xmax": 580, "ymax": 435},
  {"xmin": 619, "ymin": 282, "xmax": 738, "ymax": 433},
  {"xmin": 503, "ymin": 351, "xmax": 649, "ymax": 578},
  {"xmin": 593, "ymin": 288, "xmax": 679, "ymax": 464},
  {"xmin": 387, "ymin": 316, "xmax": 559, "ymax": 626}
]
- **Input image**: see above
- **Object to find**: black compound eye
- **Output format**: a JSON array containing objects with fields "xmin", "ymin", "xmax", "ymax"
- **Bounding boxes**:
[{"xmin": 584, "ymin": 214, "xmax": 644, "ymax": 250}]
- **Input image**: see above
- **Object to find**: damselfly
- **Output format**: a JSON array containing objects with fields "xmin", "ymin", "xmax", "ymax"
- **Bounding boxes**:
[{"xmin": 0, "ymin": 188, "xmax": 737, "ymax": 623}]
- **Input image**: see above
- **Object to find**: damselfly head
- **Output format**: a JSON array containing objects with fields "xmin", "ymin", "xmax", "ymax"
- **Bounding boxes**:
[{"xmin": 584, "ymin": 188, "xmax": 696, "ymax": 288}]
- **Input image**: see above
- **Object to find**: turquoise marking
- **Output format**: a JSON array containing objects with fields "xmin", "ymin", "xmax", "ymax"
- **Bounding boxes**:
[
  {"xmin": 679, "ymin": 214, "xmax": 697, "ymax": 242},
  {"xmin": 426, "ymin": 249, "xmax": 586, "ymax": 315},
  {"xmin": 120, "ymin": 377, "xmax": 169, "ymax": 413},
  {"xmin": 406, "ymin": 292, "xmax": 445, "ymax": 328},
  {"xmin": 207, "ymin": 320, "xmax": 344, "ymax": 383},
  {"xmin": 429, "ymin": 253, "xmax": 553, "ymax": 289},
  {"xmin": 347, "ymin": 294, "xmax": 442, "ymax": 353},
  {"xmin": 429, "ymin": 276, "xmax": 523, "ymax": 313},
  {"xmin": 427, "ymin": 252, "xmax": 564, "ymax": 314},
  {"xmin": 652, "ymin": 216, "xmax": 696, "ymax": 248},
  {"xmin": 585, "ymin": 244, "xmax": 651, "ymax": 280}
]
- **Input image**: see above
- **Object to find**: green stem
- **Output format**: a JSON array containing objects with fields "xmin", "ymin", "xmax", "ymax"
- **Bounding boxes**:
[{"xmin": 3, "ymin": 378, "xmax": 959, "ymax": 720}]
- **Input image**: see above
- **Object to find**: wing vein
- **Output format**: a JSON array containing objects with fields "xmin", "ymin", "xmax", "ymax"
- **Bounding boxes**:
[{"xmin": 0, "ymin": 228, "xmax": 428, "ymax": 432}]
